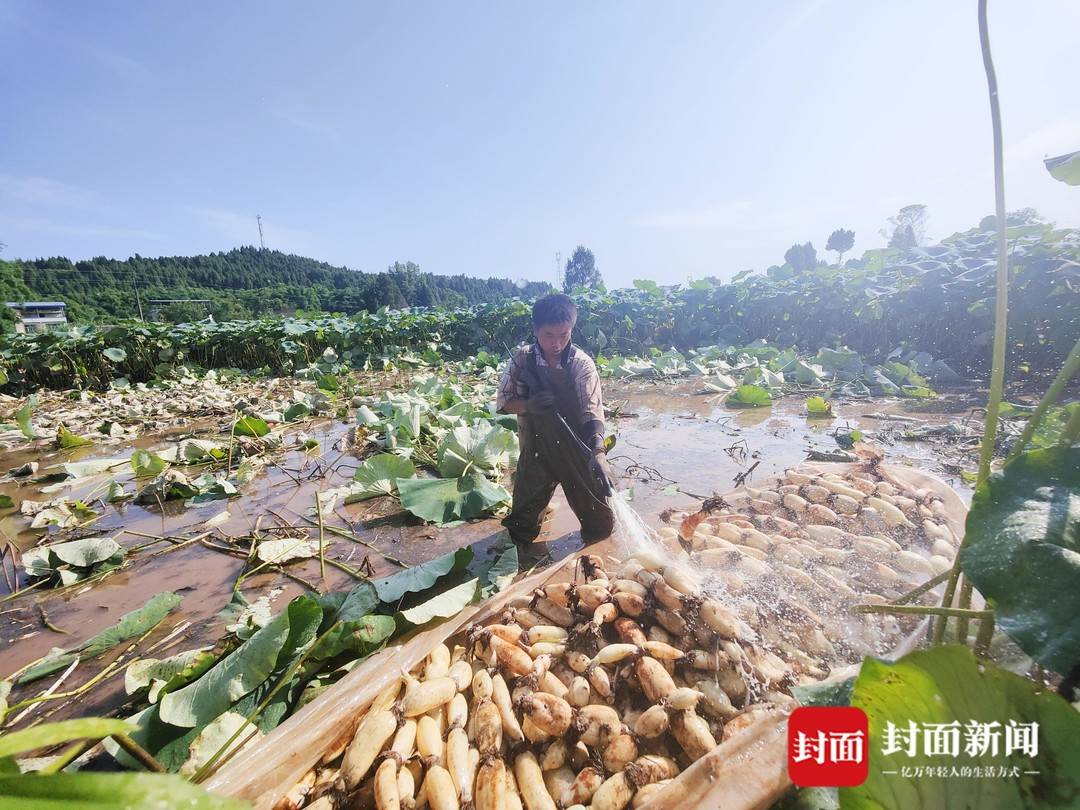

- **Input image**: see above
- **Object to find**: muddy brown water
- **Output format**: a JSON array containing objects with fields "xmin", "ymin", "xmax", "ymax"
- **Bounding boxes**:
[{"xmin": 0, "ymin": 377, "xmax": 971, "ymax": 727}]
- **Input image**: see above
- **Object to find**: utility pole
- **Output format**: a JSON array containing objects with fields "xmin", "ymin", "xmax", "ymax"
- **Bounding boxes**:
[
  {"xmin": 555, "ymin": 251, "xmax": 562, "ymax": 291},
  {"xmin": 257, "ymin": 214, "xmax": 266, "ymax": 250},
  {"xmin": 134, "ymin": 280, "xmax": 145, "ymax": 321}
]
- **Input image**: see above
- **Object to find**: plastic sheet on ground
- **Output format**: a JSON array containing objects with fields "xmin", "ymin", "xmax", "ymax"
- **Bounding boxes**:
[{"xmin": 208, "ymin": 461, "xmax": 967, "ymax": 810}]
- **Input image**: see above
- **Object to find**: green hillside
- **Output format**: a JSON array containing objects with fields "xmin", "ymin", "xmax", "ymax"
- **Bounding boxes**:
[{"xmin": 1, "ymin": 248, "xmax": 552, "ymax": 322}]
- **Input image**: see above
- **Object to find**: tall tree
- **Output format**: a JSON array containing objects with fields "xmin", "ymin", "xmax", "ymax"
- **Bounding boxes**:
[
  {"xmin": 825, "ymin": 228, "xmax": 855, "ymax": 265},
  {"xmin": 783, "ymin": 242, "xmax": 818, "ymax": 274},
  {"xmin": 563, "ymin": 246, "xmax": 602, "ymax": 292},
  {"xmin": 883, "ymin": 204, "xmax": 928, "ymax": 249}
]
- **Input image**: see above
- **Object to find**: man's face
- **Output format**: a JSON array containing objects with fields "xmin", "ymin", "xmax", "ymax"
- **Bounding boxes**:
[{"xmin": 535, "ymin": 321, "xmax": 573, "ymax": 359}]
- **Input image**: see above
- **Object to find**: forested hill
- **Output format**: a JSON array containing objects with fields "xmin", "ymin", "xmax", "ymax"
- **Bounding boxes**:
[{"xmin": 2, "ymin": 248, "xmax": 553, "ymax": 323}]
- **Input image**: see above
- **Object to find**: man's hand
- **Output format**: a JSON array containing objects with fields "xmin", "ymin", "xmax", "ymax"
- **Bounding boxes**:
[
  {"xmin": 526, "ymin": 390, "xmax": 556, "ymax": 414},
  {"xmin": 589, "ymin": 451, "xmax": 614, "ymax": 490}
]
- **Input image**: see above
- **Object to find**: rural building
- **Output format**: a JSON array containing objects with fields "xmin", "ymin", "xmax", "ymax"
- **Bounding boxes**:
[{"xmin": 5, "ymin": 301, "xmax": 69, "ymax": 333}]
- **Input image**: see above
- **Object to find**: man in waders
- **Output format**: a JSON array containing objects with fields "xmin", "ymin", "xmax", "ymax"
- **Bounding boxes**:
[{"xmin": 496, "ymin": 294, "xmax": 615, "ymax": 548}]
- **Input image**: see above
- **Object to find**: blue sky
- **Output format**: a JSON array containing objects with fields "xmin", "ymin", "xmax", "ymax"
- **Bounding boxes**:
[{"xmin": 1, "ymin": 1, "xmax": 1077, "ymax": 289}]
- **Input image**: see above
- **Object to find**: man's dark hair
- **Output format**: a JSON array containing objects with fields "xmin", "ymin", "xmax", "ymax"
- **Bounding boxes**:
[{"xmin": 532, "ymin": 293, "xmax": 577, "ymax": 328}]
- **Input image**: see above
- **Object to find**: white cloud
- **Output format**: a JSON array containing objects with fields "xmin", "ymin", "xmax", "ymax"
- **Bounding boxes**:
[
  {"xmin": 0, "ymin": 213, "xmax": 159, "ymax": 240},
  {"xmin": 190, "ymin": 207, "xmax": 319, "ymax": 255},
  {"xmin": 0, "ymin": 175, "xmax": 99, "ymax": 208}
]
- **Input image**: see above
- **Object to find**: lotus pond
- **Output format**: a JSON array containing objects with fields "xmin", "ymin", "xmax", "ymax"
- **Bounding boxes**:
[{"xmin": 0, "ymin": 348, "xmax": 1074, "ymax": 806}]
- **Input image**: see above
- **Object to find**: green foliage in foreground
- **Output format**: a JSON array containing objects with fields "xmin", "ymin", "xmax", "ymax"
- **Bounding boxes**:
[
  {"xmin": 1, "ymin": 212, "xmax": 1077, "ymax": 393},
  {"xmin": 960, "ymin": 446, "xmax": 1080, "ymax": 676},
  {"xmin": 845, "ymin": 646, "xmax": 1080, "ymax": 809},
  {"xmin": 104, "ymin": 546, "xmax": 515, "ymax": 774},
  {"xmin": 0, "ymin": 718, "xmax": 245, "ymax": 808}
]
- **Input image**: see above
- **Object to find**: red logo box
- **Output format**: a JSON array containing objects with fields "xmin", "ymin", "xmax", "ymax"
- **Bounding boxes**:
[{"xmin": 788, "ymin": 706, "xmax": 870, "ymax": 787}]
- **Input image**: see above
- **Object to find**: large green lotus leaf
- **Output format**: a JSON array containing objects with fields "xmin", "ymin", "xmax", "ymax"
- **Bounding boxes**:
[
  {"xmin": 702, "ymin": 372, "xmax": 738, "ymax": 393},
  {"xmin": 179, "ymin": 711, "xmax": 263, "ymax": 777},
  {"xmin": 842, "ymin": 645, "xmax": 1080, "ymax": 809},
  {"xmin": 134, "ymin": 471, "xmax": 199, "ymax": 504},
  {"xmin": 283, "ymin": 402, "xmax": 311, "ymax": 423},
  {"xmin": 879, "ymin": 360, "xmax": 930, "ymax": 388},
  {"xmin": 373, "ymin": 547, "xmax": 473, "ymax": 604},
  {"xmin": 14, "ymin": 396, "xmax": 39, "ymax": 439},
  {"xmin": 0, "ymin": 772, "xmax": 245, "ymax": 808},
  {"xmin": 767, "ymin": 347, "xmax": 799, "ymax": 373},
  {"xmin": 397, "ymin": 474, "xmax": 511, "ymax": 525},
  {"xmin": 309, "ymin": 613, "xmax": 396, "ymax": 661},
  {"xmin": 131, "ymin": 449, "xmax": 169, "ymax": 478},
  {"xmin": 348, "ymin": 453, "xmax": 417, "ymax": 502},
  {"xmin": 959, "ymin": 446, "xmax": 1080, "ymax": 675},
  {"xmin": 0, "ymin": 717, "xmax": 135, "ymax": 760},
  {"xmin": 725, "ymin": 384, "xmax": 773, "ymax": 408},
  {"xmin": 314, "ymin": 580, "xmax": 378, "ymax": 628},
  {"xmin": 396, "ymin": 578, "xmax": 480, "ymax": 628},
  {"xmin": 125, "ymin": 648, "xmax": 217, "ymax": 703},
  {"xmin": 1045, "ymin": 150, "xmax": 1080, "ymax": 186},
  {"xmin": 604, "ymin": 356, "xmax": 656, "ymax": 379},
  {"xmin": 792, "ymin": 675, "xmax": 854, "ymax": 707},
  {"xmin": 356, "ymin": 405, "xmax": 381, "ymax": 426},
  {"xmin": 255, "ymin": 537, "xmax": 318, "ymax": 564},
  {"xmin": 791, "ymin": 360, "xmax": 825, "ymax": 384},
  {"xmin": 49, "ymin": 535, "xmax": 123, "ymax": 568},
  {"xmin": 863, "ymin": 367, "xmax": 901, "ymax": 396},
  {"xmin": 383, "ymin": 397, "xmax": 423, "ymax": 439},
  {"xmin": 55, "ymin": 424, "xmax": 94, "ymax": 449},
  {"xmin": 305, "ymin": 585, "xmax": 388, "ymax": 661},
  {"xmin": 19, "ymin": 547, "xmax": 54, "ymax": 579},
  {"xmin": 19, "ymin": 592, "xmax": 180, "ymax": 684},
  {"xmin": 78, "ymin": 592, "xmax": 182, "ymax": 659},
  {"xmin": 179, "ymin": 439, "xmax": 226, "ymax": 463},
  {"xmin": 232, "ymin": 415, "xmax": 269, "ymax": 438},
  {"xmin": 436, "ymin": 424, "xmax": 518, "ymax": 478},
  {"xmin": 62, "ymin": 458, "xmax": 129, "ymax": 479},
  {"xmin": 742, "ymin": 366, "xmax": 784, "ymax": 390},
  {"xmin": 816, "ymin": 346, "xmax": 864, "ymax": 377},
  {"xmin": 159, "ymin": 595, "xmax": 322, "ymax": 728},
  {"xmin": 481, "ymin": 543, "xmax": 519, "ymax": 596},
  {"xmin": 651, "ymin": 350, "xmax": 688, "ymax": 376}
]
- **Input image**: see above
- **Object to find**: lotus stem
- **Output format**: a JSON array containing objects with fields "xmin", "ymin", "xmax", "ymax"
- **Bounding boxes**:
[
  {"xmin": 316, "ymin": 493, "xmax": 326, "ymax": 581},
  {"xmin": 941, "ymin": 0, "xmax": 1010, "ymax": 646},
  {"xmin": 855, "ymin": 604, "xmax": 992, "ymax": 619},
  {"xmin": 114, "ymin": 733, "xmax": 166, "ymax": 773},
  {"xmin": 891, "ymin": 569, "xmax": 952, "ymax": 606}
]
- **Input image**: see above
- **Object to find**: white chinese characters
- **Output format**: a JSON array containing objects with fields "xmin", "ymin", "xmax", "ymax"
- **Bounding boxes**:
[
  {"xmin": 881, "ymin": 720, "xmax": 1039, "ymax": 759},
  {"xmin": 793, "ymin": 730, "xmax": 867, "ymax": 765}
]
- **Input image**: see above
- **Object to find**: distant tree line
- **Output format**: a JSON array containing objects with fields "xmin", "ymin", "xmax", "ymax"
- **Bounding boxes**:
[
  {"xmin": 0, "ymin": 248, "xmax": 552, "ymax": 323},
  {"xmin": 772, "ymin": 205, "xmax": 933, "ymax": 278}
]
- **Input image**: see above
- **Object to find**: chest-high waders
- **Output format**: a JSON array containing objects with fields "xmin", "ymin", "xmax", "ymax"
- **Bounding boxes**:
[{"xmin": 501, "ymin": 347, "xmax": 615, "ymax": 545}]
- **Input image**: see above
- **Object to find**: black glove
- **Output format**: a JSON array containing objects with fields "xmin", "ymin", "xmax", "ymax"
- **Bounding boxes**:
[
  {"xmin": 526, "ymin": 390, "xmax": 556, "ymax": 414},
  {"xmin": 589, "ymin": 452, "xmax": 614, "ymax": 492}
]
